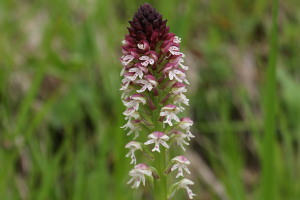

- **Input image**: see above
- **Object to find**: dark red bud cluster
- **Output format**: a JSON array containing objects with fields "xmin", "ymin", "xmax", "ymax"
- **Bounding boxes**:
[{"xmin": 127, "ymin": 3, "xmax": 170, "ymax": 49}]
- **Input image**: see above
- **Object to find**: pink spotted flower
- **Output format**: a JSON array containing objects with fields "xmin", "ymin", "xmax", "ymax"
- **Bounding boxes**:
[{"xmin": 144, "ymin": 131, "xmax": 169, "ymax": 152}]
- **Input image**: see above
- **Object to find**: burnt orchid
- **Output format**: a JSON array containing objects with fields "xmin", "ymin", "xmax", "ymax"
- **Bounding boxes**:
[{"xmin": 120, "ymin": 3, "xmax": 195, "ymax": 199}]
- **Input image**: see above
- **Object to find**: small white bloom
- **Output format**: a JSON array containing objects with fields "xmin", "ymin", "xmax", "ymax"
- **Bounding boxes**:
[
  {"xmin": 169, "ymin": 46, "xmax": 182, "ymax": 56},
  {"xmin": 134, "ymin": 80, "xmax": 152, "ymax": 93},
  {"xmin": 178, "ymin": 58, "xmax": 189, "ymax": 70},
  {"xmin": 124, "ymin": 71, "xmax": 139, "ymax": 81},
  {"xmin": 160, "ymin": 104, "xmax": 181, "ymax": 126},
  {"xmin": 168, "ymin": 69, "xmax": 186, "ymax": 82},
  {"xmin": 173, "ymin": 36, "xmax": 181, "ymax": 44},
  {"xmin": 186, "ymin": 132, "xmax": 194, "ymax": 141},
  {"xmin": 125, "ymin": 141, "xmax": 142, "ymax": 165},
  {"xmin": 178, "ymin": 179, "xmax": 196, "ymax": 199},
  {"xmin": 179, "ymin": 118, "xmax": 195, "ymax": 140},
  {"xmin": 121, "ymin": 119, "xmax": 141, "ymax": 139},
  {"xmin": 120, "ymin": 77, "xmax": 131, "ymax": 91},
  {"xmin": 123, "ymin": 107, "xmax": 137, "ymax": 117},
  {"xmin": 171, "ymin": 156, "xmax": 191, "ymax": 178},
  {"xmin": 120, "ymin": 85, "xmax": 134, "ymax": 99},
  {"xmin": 171, "ymin": 82, "xmax": 187, "ymax": 95},
  {"xmin": 172, "ymin": 131, "xmax": 190, "ymax": 151},
  {"xmin": 123, "ymin": 108, "xmax": 140, "ymax": 123},
  {"xmin": 167, "ymin": 68, "xmax": 189, "ymax": 84},
  {"xmin": 122, "ymin": 94, "xmax": 146, "ymax": 111},
  {"xmin": 173, "ymin": 93, "xmax": 189, "ymax": 111},
  {"xmin": 131, "ymin": 94, "xmax": 146, "ymax": 103},
  {"xmin": 135, "ymin": 76, "xmax": 157, "ymax": 93},
  {"xmin": 144, "ymin": 132, "xmax": 169, "ymax": 152},
  {"xmin": 121, "ymin": 55, "xmax": 134, "ymax": 66},
  {"xmin": 139, "ymin": 56, "xmax": 154, "ymax": 67},
  {"xmin": 129, "ymin": 67, "xmax": 144, "ymax": 79},
  {"xmin": 137, "ymin": 43, "xmax": 145, "ymax": 50},
  {"xmin": 122, "ymin": 40, "xmax": 127, "ymax": 45},
  {"xmin": 127, "ymin": 163, "xmax": 152, "ymax": 188}
]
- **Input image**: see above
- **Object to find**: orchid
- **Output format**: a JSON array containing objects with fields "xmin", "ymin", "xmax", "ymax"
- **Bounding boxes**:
[
  {"xmin": 120, "ymin": 3, "xmax": 195, "ymax": 199},
  {"xmin": 144, "ymin": 131, "xmax": 169, "ymax": 152},
  {"xmin": 127, "ymin": 163, "xmax": 152, "ymax": 188},
  {"xmin": 125, "ymin": 141, "xmax": 142, "ymax": 165},
  {"xmin": 171, "ymin": 155, "xmax": 191, "ymax": 178}
]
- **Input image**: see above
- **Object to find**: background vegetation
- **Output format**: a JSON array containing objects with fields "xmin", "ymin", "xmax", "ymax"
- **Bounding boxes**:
[{"xmin": 1, "ymin": 0, "xmax": 299, "ymax": 199}]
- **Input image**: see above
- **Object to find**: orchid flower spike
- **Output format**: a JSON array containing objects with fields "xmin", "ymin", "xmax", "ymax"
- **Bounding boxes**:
[{"xmin": 120, "ymin": 3, "xmax": 195, "ymax": 199}]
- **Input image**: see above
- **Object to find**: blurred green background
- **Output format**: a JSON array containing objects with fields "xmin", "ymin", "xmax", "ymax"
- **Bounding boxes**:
[{"xmin": 1, "ymin": 0, "xmax": 300, "ymax": 199}]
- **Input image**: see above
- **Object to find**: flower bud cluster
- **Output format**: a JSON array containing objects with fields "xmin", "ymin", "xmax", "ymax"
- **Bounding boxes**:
[{"xmin": 120, "ymin": 3, "xmax": 195, "ymax": 199}]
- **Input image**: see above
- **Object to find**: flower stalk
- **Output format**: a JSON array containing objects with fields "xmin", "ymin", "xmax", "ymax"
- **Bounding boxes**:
[{"xmin": 120, "ymin": 3, "xmax": 195, "ymax": 199}]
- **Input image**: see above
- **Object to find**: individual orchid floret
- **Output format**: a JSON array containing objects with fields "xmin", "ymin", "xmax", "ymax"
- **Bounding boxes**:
[
  {"xmin": 121, "ymin": 55, "xmax": 134, "ymax": 66},
  {"xmin": 122, "ymin": 94, "xmax": 146, "ymax": 111},
  {"xmin": 137, "ymin": 40, "xmax": 150, "ymax": 51},
  {"xmin": 139, "ymin": 55, "xmax": 155, "ymax": 67},
  {"xmin": 120, "ymin": 85, "xmax": 134, "ymax": 99},
  {"xmin": 124, "ymin": 72, "xmax": 138, "ymax": 82},
  {"xmin": 173, "ymin": 36, "xmax": 181, "ymax": 44},
  {"xmin": 179, "ymin": 179, "xmax": 196, "ymax": 199},
  {"xmin": 125, "ymin": 141, "xmax": 142, "ymax": 165},
  {"xmin": 169, "ymin": 46, "xmax": 182, "ymax": 56},
  {"xmin": 179, "ymin": 117, "xmax": 195, "ymax": 140},
  {"xmin": 124, "ymin": 111, "xmax": 140, "ymax": 129},
  {"xmin": 123, "ymin": 107, "xmax": 140, "ymax": 119},
  {"xmin": 168, "ymin": 178, "xmax": 196, "ymax": 199},
  {"xmin": 121, "ymin": 77, "xmax": 132, "ymax": 90},
  {"xmin": 127, "ymin": 163, "xmax": 152, "ymax": 188},
  {"xmin": 128, "ymin": 66, "xmax": 144, "ymax": 80},
  {"xmin": 130, "ymin": 93, "xmax": 147, "ymax": 104},
  {"xmin": 171, "ymin": 82, "xmax": 187, "ymax": 95},
  {"xmin": 171, "ymin": 155, "xmax": 191, "ymax": 178},
  {"xmin": 172, "ymin": 131, "xmax": 190, "ymax": 151},
  {"xmin": 173, "ymin": 93, "xmax": 189, "ymax": 111},
  {"xmin": 177, "ymin": 57, "xmax": 188, "ymax": 70},
  {"xmin": 135, "ymin": 74, "xmax": 157, "ymax": 93},
  {"xmin": 162, "ymin": 63, "xmax": 189, "ymax": 84},
  {"xmin": 144, "ymin": 131, "xmax": 169, "ymax": 152},
  {"xmin": 121, "ymin": 119, "xmax": 142, "ymax": 139},
  {"xmin": 160, "ymin": 104, "xmax": 181, "ymax": 126},
  {"xmin": 168, "ymin": 68, "xmax": 186, "ymax": 83}
]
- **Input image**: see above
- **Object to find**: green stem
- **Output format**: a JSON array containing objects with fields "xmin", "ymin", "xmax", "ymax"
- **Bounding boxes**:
[
  {"xmin": 152, "ymin": 99, "xmax": 167, "ymax": 199},
  {"xmin": 154, "ymin": 149, "xmax": 167, "ymax": 200}
]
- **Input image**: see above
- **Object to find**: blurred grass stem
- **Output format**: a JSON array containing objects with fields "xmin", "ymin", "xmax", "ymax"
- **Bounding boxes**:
[{"xmin": 260, "ymin": 0, "xmax": 278, "ymax": 199}]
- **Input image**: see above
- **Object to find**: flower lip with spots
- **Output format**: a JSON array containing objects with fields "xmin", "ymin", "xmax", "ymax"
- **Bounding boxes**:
[
  {"xmin": 178, "ymin": 179, "xmax": 196, "ymax": 199},
  {"xmin": 160, "ymin": 104, "xmax": 181, "ymax": 126},
  {"xmin": 179, "ymin": 117, "xmax": 195, "ymax": 140},
  {"xmin": 125, "ymin": 141, "xmax": 142, "ymax": 165},
  {"xmin": 121, "ymin": 119, "xmax": 142, "ymax": 139},
  {"xmin": 144, "ymin": 131, "xmax": 169, "ymax": 152},
  {"xmin": 172, "ymin": 131, "xmax": 190, "ymax": 151},
  {"xmin": 127, "ymin": 163, "xmax": 152, "ymax": 188},
  {"xmin": 171, "ymin": 155, "xmax": 191, "ymax": 178}
]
